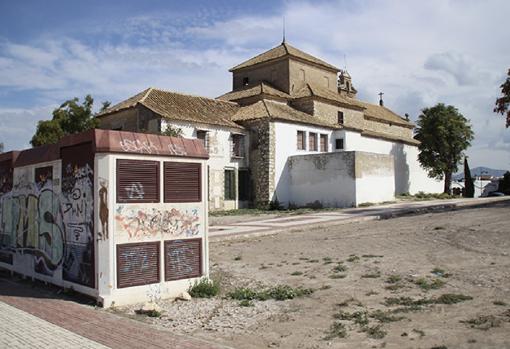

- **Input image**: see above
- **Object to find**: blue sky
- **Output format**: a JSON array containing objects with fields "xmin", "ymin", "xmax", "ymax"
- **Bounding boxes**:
[{"xmin": 0, "ymin": 0, "xmax": 509, "ymax": 169}]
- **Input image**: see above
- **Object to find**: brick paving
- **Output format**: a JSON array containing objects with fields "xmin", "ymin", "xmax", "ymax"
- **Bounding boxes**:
[
  {"xmin": 0, "ymin": 301, "xmax": 107, "ymax": 349},
  {"xmin": 0, "ymin": 278, "xmax": 231, "ymax": 349}
]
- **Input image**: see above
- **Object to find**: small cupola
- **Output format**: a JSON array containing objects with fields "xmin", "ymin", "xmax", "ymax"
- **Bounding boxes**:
[{"xmin": 338, "ymin": 70, "xmax": 357, "ymax": 97}]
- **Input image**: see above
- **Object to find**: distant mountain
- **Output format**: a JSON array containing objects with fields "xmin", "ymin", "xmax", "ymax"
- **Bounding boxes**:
[{"xmin": 454, "ymin": 167, "xmax": 508, "ymax": 180}]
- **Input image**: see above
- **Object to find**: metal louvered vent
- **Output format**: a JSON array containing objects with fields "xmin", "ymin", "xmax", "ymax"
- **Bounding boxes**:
[
  {"xmin": 117, "ymin": 242, "xmax": 160, "ymax": 288},
  {"xmin": 164, "ymin": 239, "xmax": 202, "ymax": 281},
  {"xmin": 117, "ymin": 159, "xmax": 160, "ymax": 203},
  {"xmin": 164, "ymin": 162, "xmax": 201, "ymax": 202}
]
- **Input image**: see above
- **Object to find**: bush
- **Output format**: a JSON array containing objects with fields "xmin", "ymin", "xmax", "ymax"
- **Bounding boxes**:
[
  {"xmin": 188, "ymin": 278, "xmax": 220, "ymax": 298},
  {"xmin": 228, "ymin": 285, "xmax": 314, "ymax": 302}
]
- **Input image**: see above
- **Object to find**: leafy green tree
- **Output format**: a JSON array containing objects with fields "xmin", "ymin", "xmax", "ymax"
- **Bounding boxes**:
[
  {"xmin": 498, "ymin": 171, "xmax": 510, "ymax": 194},
  {"xmin": 415, "ymin": 103, "xmax": 474, "ymax": 194},
  {"xmin": 31, "ymin": 95, "xmax": 110, "ymax": 147},
  {"xmin": 463, "ymin": 157, "xmax": 474, "ymax": 198},
  {"xmin": 494, "ymin": 68, "xmax": 510, "ymax": 127},
  {"xmin": 160, "ymin": 125, "xmax": 183, "ymax": 137}
]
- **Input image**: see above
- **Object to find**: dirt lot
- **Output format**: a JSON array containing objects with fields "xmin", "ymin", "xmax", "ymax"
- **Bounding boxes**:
[{"xmin": 121, "ymin": 203, "xmax": 510, "ymax": 349}]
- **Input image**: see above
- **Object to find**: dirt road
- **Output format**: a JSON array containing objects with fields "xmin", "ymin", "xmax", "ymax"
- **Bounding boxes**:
[{"xmin": 125, "ymin": 203, "xmax": 510, "ymax": 349}]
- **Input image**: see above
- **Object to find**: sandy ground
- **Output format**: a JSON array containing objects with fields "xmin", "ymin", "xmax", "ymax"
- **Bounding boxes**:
[{"xmin": 120, "ymin": 203, "xmax": 510, "ymax": 349}]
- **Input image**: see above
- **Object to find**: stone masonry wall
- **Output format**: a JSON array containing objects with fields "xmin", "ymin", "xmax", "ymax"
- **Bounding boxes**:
[{"xmin": 245, "ymin": 120, "xmax": 275, "ymax": 206}]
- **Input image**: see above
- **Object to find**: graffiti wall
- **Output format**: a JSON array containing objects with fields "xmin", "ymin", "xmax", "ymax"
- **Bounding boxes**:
[
  {"xmin": 0, "ymin": 143, "xmax": 96, "ymax": 289},
  {"xmin": 60, "ymin": 143, "xmax": 95, "ymax": 288},
  {"xmin": 115, "ymin": 205, "xmax": 200, "ymax": 240},
  {"xmin": 0, "ymin": 165, "xmax": 64, "ymax": 274}
]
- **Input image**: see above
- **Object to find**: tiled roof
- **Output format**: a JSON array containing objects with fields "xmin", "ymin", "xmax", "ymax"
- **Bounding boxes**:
[
  {"xmin": 232, "ymin": 99, "xmax": 338, "ymax": 129},
  {"xmin": 230, "ymin": 42, "xmax": 339, "ymax": 72},
  {"xmin": 293, "ymin": 83, "xmax": 366, "ymax": 109},
  {"xmin": 362, "ymin": 130, "xmax": 420, "ymax": 146},
  {"xmin": 99, "ymin": 88, "xmax": 242, "ymax": 129},
  {"xmin": 217, "ymin": 82, "xmax": 290, "ymax": 102},
  {"xmin": 358, "ymin": 101, "xmax": 415, "ymax": 128}
]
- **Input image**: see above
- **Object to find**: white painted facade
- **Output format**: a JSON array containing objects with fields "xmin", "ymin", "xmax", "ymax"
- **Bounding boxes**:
[
  {"xmin": 272, "ymin": 121, "xmax": 442, "ymax": 207},
  {"xmin": 161, "ymin": 120, "xmax": 249, "ymax": 211},
  {"xmin": 287, "ymin": 151, "xmax": 395, "ymax": 207}
]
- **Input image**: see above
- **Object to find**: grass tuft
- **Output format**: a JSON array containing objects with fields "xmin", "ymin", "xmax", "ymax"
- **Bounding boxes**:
[
  {"xmin": 324, "ymin": 321, "xmax": 347, "ymax": 340},
  {"xmin": 188, "ymin": 278, "xmax": 220, "ymax": 298}
]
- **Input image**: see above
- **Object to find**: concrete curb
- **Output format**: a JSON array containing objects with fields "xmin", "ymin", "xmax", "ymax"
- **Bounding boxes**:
[{"xmin": 210, "ymin": 197, "xmax": 510, "ymax": 242}]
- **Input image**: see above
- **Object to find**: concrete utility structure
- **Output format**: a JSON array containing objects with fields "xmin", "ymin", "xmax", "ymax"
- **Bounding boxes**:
[
  {"xmin": 98, "ymin": 41, "xmax": 442, "ymax": 209},
  {"xmin": 0, "ymin": 129, "xmax": 209, "ymax": 306}
]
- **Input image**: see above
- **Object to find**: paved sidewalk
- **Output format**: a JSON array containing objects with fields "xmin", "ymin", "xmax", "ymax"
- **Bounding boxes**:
[
  {"xmin": 0, "ymin": 301, "xmax": 108, "ymax": 349},
  {"xmin": 0, "ymin": 278, "xmax": 231, "ymax": 349},
  {"xmin": 209, "ymin": 196, "xmax": 510, "ymax": 240}
]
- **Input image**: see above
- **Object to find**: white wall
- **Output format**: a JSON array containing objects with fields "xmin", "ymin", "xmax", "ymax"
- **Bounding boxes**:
[
  {"xmin": 162, "ymin": 120, "xmax": 249, "ymax": 210},
  {"xmin": 287, "ymin": 152, "xmax": 357, "ymax": 207},
  {"xmin": 286, "ymin": 151, "xmax": 395, "ymax": 207},
  {"xmin": 339, "ymin": 130, "xmax": 443, "ymax": 194},
  {"xmin": 273, "ymin": 121, "xmax": 335, "ymax": 204},
  {"xmin": 97, "ymin": 153, "xmax": 209, "ymax": 307}
]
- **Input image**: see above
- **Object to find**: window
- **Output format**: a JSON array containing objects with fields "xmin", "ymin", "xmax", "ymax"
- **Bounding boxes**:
[
  {"xmin": 164, "ymin": 239, "xmax": 202, "ymax": 281},
  {"xmin": 196, "ymin": 130, "xmax": 208, "ymax": 151},
  {"xmin": 238, "ymin": 169, "xmax": 250, "ymax": 201},
  {"xmin": 231, "ymin": 134, "xmax": 245, "ymax": 158},
  {"xmin": 224, "ymin": 169, "xmax": 236, "ymax": 200},
  {"xmin": 335, "ymin": 138, "xmax": 344, "ymax": 150},
  {"xmin": 243, "ymin": 77, "xmax": 249, "ymax": 86},
  {"xmin": 337, "ymin": 111, "xmax": 344, "ymax": 125},
  {"xmin": 309, "ymin": 132, "xmax": 318, "ymax": 151},
  {"xmin": 164, "ymin": 162, "xmax": 201, "ymax": 202},
  {"xmin": 324, "ymin": 76, "xmax": 329, "ymax": 88},
  {"xmin": 299, "ymin": 69, "xmax": 305, "ymax": 80},
  {"xmin": 297, "ymin": 131, "xmax": 306, "ymax": 150},
  {"xmin": 117, "ymin": 160, "xmax": 160, "ymax": 203},
  {"xmin": 320, "ymin": 134, "xmax": 328, "ymax": 152}
]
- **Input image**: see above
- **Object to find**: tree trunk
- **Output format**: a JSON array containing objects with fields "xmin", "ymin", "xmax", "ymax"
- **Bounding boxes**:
[{"xmin": 444, "ymin": 171, "xmax": 452, "ymax": 194}]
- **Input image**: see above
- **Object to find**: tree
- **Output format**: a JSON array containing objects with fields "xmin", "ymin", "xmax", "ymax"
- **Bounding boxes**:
[
  {"xmin": 498, "ymin": 171, "xmax": 510, "ymax": 195},
  {"xmin": 415, "ymin": 103, "xmax": 474, "ymax": 194},
  {"xmin": 494, "ymin": 68, "xmax": 510, "ymax": 127},
  {"xmin": 160, "ymin": 125, "xmax": 183, "ymax": 137},
  {"xmin": 463, "ymin": 157, "xmax": 474, "ymax": 198},
  {"xmin": 31, "ymin": 95, "xmax": 110, "ymax": 147},
  {"xmin": 0, "ymin": 142, "xmax": 3, "ymax": 153}
]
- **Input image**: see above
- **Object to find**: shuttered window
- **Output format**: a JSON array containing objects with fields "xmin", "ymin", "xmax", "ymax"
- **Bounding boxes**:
[
  {"xmin": 164, "ymin": 239, "xmax": 202, "ymax": 281},
  {"xmin": 224, "ymin": 169, "xmax": 235, "ymax": 200},
  {"xmin": 309, "ymin": 132, "xmax": 318, "ymax": 151},
  {"xmin": 117, "ymin": 159, "xmax": 160, "ymax": 203},
  {"xmin": 297, "ymin": 131, "xmax": 306, "ymax": 150},
  {"xmin": 117, "ymin": 242, "xmax": 160, "ymax": 288},
  {"xmin": 164, "ymin": 162, "xmax": 201, "ymax": 202},
  {"xmin": 320, "ymin": 134, "xmax": 328, "ymax": 152}
]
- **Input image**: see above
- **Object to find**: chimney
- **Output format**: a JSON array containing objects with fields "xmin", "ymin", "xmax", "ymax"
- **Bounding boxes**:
[
  {"xmin": 378, "ymin": 92, "xmax": 384, "ymax": 106},
  {"xmin": 405, "ymin": 113, "xmax": 409, "ymax": 121}
]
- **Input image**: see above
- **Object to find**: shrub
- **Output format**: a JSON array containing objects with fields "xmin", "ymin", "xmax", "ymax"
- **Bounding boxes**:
[{"xmin": 188, "ymin": 278, "xmax": 220, "ymax": 298}]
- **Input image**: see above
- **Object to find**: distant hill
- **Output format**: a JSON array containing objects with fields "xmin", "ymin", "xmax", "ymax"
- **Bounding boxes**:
[{"xmin": 454, "ymin": 167, "xmax": 508, "ymax": 180}]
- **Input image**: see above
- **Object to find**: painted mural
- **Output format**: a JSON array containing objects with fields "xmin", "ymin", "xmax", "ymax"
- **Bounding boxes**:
[
  {"xmin": 0, "ymin": 144, "xmax": 96, "ymax": 290},
  {"xmin": 98, "ymin": 178, "xmax": 109, "ymax": 241},
  {"xmin": 60, "ymin": 142, "xmax": 95, "ymax": 288},
  {"xmin": 0, "ymin": 166, "xmax": 64, "ymax": 274},
  {"xmin": 115, "ymin": 205, "xmax": 200, "ymax": 239}
]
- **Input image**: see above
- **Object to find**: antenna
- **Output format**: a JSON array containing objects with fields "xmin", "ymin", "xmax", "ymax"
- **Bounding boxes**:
[
  {"xmin": 343, "ymin": 54, "xmax": 347, "ymax": 71},
  {"xmin": 282, "ymin": 17, "xmax": 286, "ymax": 43}
]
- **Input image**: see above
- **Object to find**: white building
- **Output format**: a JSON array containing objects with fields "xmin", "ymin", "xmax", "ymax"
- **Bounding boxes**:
[{"xmin": 98, "ymin": 42, "xmax": 443, "ymax": 209}]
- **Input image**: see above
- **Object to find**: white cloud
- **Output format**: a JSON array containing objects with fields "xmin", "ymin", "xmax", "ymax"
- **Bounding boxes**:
[{"xmin": 1, "ymin": 0, "xmax": 509, "ymax": 169}]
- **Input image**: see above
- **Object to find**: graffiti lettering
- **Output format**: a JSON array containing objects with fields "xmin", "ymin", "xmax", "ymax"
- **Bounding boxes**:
[
  {"xmin": 119, "ymin": 139, "xmax": 158, "ymax": 154},
  {"xmin": 0, "ymin": 181, "xmax": 64, "ymax": 276},
  {"xmin": 167, "ymin": 144, "xmax": 186, "ymax": 156},
  {"xmin": 115, "ymin": 206, "xmax": 200, "ymax": 239},
  {"xmin": 125, "ymin": 182, "xmax": 144, "ymax": 200}
]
